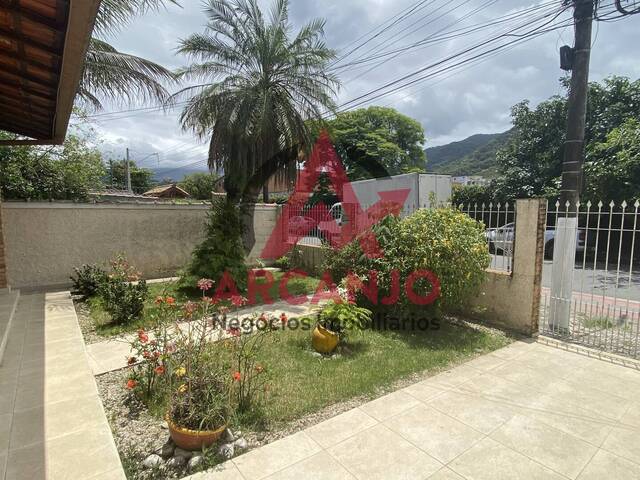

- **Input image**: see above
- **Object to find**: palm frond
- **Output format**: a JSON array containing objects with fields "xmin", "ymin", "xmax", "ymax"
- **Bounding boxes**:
[
  {"xmin": 78, "ymin": 39, "xmax": 177, "ymax": 110},
  {"xmin": 95, "ymin": 0, "xmax": 181, "ymax": 36}
]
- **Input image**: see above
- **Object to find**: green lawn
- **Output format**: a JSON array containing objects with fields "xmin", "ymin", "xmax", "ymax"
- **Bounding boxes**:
[{"xmin": 86, "ymin": 272, "xmax": 320, "ymax": 338}]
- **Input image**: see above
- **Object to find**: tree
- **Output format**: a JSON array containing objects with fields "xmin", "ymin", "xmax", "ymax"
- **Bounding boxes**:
[
  {"xmin": 77, "ymin": 0, "xmax": 179, "ymax": 110},
  {"xmin": 179, "ymin": 172, "xmax": 220, "ymax": 200},
  {"xmin": 172, "ymin": 0, "xmax": 339, "ymax": 202},
  {"xmin": 107, "ymin": 160, "xmax": 155, "ymax": 193},
  {"xmin": 584, "ymin": 118, "xmax": 640, "ymax": 202},
  {"xmin": 495, "ymin": 76, "xmax": 640, "ymax": 200},
  {"xmin": 0, "ymin": 133, "xmax": 106, "ymax": 201},
  {"xmin": 321, "ymin": 106, "xmax": 427, "ymax": 180}
]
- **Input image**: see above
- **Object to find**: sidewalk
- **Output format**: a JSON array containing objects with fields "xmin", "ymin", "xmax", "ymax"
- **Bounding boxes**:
[{"xmin": 187, "ymin": 340, "xmax": 640, "ymax": 480}]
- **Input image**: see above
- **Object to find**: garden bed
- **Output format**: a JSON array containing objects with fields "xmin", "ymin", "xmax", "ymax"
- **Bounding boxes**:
[
  {"xmin": 98, "ymin": 316, "xmax": 511, "ymax": 479},
  {"xmin": 76, "ymin": 272, "xmax": 320, "ymax": 343}
]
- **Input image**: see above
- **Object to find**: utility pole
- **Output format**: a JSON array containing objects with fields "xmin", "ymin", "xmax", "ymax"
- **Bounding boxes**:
[
  {"xmin": 549, "ymin": 0, "xmax": 594, "ymax": 331},
  {"xmin": 125, "ymin": 148, "xmax": 132, "ymax": 194}
]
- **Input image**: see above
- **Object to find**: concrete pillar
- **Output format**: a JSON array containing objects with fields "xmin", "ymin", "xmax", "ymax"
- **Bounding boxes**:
[{"xmin": 0, "ymin": 199, "xmax": 7, "ymax": 289}]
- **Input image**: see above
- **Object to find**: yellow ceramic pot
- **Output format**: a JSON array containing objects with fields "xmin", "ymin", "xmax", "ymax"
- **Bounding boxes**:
[
  {"xmin": 312, "ymin": 324, "xmax": 339, "ymax": 354},
  {"xmin": 166, "ymin": 414, "xmax": 226, "ymax": 451}
]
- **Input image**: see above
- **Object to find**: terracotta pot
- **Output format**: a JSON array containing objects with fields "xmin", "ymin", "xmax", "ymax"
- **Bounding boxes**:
[
  {"xmin": 312, "ymin": 324, "xmax": 339, "ymax": 354},
  {"xmin": 166, "ymin": 414, "xmax": 226, "ymax": 451}
]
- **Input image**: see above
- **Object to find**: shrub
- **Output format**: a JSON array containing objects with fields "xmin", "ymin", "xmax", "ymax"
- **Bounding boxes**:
[
  {"xmin": 180, "ymin": 196, "xmax": 248, "ymax": 291},
  {"xmin": 99, "ymin": 255, "xmax": 148, "ymax": 325},
  {"xmin": 317, "ymin": 300, "xmax": 372, "ymax": 338},
  {"xmin": 325, "ymin": 208, "xmax": 490, "ymax": 316},
  {"xmin": 273, "ymin": 255, "xmax": 291, "ymax": 270},
  {"xmin": 70, "ymin": 264, "xmax": 106, "ymax": 297}
]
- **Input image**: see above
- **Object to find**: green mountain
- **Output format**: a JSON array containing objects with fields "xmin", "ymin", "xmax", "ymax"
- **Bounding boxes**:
[{"xmin": 425, "ymin": 131, "xmax": 512, "ymax": 177}]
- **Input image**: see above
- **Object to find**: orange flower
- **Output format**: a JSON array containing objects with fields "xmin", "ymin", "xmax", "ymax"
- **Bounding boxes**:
[
  {"xmin": 142, "ymin": 350, "xmax": 151, "ymax": 359},
  {"xmin": 154, "ymin": 365, "xmax": 165, "ymax": 375},
  {"xmin": 138, "ymin": 329, "xmax": 149, "ymax": 343},
  {"xmin": 232, "ymin": 371, "xmax": 242, "ymax": 382},
  {"xmin": 126, "ymin": 379, "xmax": 137, "ymax": 390},
  {"xmin": 166, "ymin": 296, "xmax": 176, "ymax": 306},
  {"xmin": 280, "ymin": 313, "xmax": 288, "ymax": 325}
]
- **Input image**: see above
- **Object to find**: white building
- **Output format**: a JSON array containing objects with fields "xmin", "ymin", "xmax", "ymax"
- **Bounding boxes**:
[{"xmin": 452, "ymin": 175, "xmax": 489, "ymax": 186}]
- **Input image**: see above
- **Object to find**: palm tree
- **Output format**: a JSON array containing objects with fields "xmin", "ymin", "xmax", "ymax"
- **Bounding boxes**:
[
  {"xmin": 77, "ymin": 0, "xmax": 180, "ymax": 110},
  {"xmin": 172, "ymin": 0, "xmax": 340, "ymax": 202}
]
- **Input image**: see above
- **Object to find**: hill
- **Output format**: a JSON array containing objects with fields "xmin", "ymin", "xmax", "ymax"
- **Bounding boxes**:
[{"xmin": 425, "ymin": 130, "xmax": 512, "ymax": 177}]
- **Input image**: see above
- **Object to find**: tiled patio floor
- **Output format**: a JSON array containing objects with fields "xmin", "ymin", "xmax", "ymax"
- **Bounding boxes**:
[
  {"xmin": 187, "ymin": 341, "xmax": 640, "ymax": 480},
  {"xmin": 0, "ymin": 292, "xmax": 124, "ymax": 480}
]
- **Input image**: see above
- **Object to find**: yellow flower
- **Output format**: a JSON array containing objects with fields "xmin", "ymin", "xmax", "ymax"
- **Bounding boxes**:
[
  {"xmin": 175, "ymin": 367, "xmax": 186, "ymax": 378},
  {"xmin": 178, "ymin": 384, "xmax": 188, "ymax": 394}
]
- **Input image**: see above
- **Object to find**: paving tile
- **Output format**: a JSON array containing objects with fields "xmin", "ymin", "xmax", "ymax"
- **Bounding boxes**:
[
  {"xmin": 327, "ymin": 424, "xmax": 442, "ymax": 480},
  {"xmin": 0, "ymin": 384, "xmax": 15, "ymax": 415},
  {"xmin": 384, "ymin": 404, "xmax": 484, "ymax": 464},
  {"xmin": 264, "ymin": 451, "xmax": 356, "ymax": 480},
  {"xmin": 577, "ymin": 449, "xmax": 640, "ymax": 480},
  {"xmin": 427, "ymin": 467, "xmax": 466, "ymax": 480},
  {"xmin": 402, "ymin": 379, "xmax": 447, "ymax": 402},
  {"xmin": 0, "ymin": 450, "xmax": 6, "ymax": 480},
  {"xmin": 86, "ymin": 467, "xmax": 128, "ymax": 480},
  {"xmin": 450, "ymin": 437, "xmax": 565, "ymax": 480},
  {"xmin": 490, "ymin": 414, "xmax": 597, "ymax": 479},
  {"xmin": 359, "ymin": 390, "xmax": 420, "ymax": 422},
  {"xmin": 186, "ymin": 460, "xmax": 245, "ymax": 479},
  {"xmin": 47, "ymin": 425, "xmax": 122, "ymax": 480},
  {"xmin": 601, "ymin": 425, "xmax": 640, "ymax": 464},
  {"xmin": 427, "ymin": 390, "xmax": 518, "ymax": 434},
  {"xmin": 462, "ymin": 353, "xmax": 507, "ymax": 372},
  {"xmin": 306, "ymin": 408, "xmax": 378, "ymax": 449},
  {"xmin": 520, "ymin": 408, "xmax": 613, "ymax": 447},
  {"xmin": 490, "ymin": 341, "xmax": 536, "ymax": 361},
  {"xmin": 10, "ymin": 405, "xmax": 44, "ymax": 449},
  {"xmin": 0, "ymin": 412, "xmax": 11, "ymax": 451},
  {"xmin": 233, "ymin": 431, "xmax": 321, "ymax": 480},
  {"xmin": 5, "ymin": 442, "xmax": 46, "ymax": 480}
]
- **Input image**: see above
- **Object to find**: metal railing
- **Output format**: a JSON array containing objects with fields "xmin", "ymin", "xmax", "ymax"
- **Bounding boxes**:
[{"xmin": 540, "ymin": 200, "xmax": 640, "ymax": 359}]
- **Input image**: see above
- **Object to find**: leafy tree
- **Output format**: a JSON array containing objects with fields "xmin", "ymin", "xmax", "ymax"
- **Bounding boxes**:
[
  {"xmin": 172, "ymin": 0, "xmax": 339, "ymax": 202},
  {"xmin": 106, "ymin": 160, "xmax": 155, "ymax": 194},
  {"xmin": 0, "ymin": 133, "xmax": 105, "ymax": 201},
  {"xmin": 77, "ymin": 0, "xmax": 179, "ymax": 110},
  {"xmin": 322, "ymin": 106, "xmax": 427, "ymax": 180},
  {"xmin": 584, "ymin": 118, "xmax": 640, "ymax": 202},
  {"xmin": 178, "ymin": 172, "xmax": 220, "ymax": 200},
  {"xmin": 495, "ymin": 76, "xmax": 640, "ymax": 200}
]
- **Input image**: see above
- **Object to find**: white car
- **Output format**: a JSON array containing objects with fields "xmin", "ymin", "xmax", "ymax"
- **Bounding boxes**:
[{"xmin": 486, "ymin": 222, "xmax": 586, "ymax": 259}]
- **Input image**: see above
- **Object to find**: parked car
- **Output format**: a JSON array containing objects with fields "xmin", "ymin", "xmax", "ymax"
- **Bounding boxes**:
[{"xmin": 486, "ymin": 222, "xmax": 586, "ymax": 259}]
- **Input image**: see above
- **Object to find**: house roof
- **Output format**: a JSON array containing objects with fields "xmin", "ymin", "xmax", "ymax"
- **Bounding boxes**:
[
  {"xmin": 143, "ymin": 184, "xmax": 191, "ymax": 198},
  {"xmin": 0, "ymin": 0, "xmax": 100, "ymax": 145}
]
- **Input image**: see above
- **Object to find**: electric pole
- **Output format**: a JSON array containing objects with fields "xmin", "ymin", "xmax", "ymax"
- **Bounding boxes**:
[
  {"xmin": 549, "ymin": 0, "xmax": 594, "ymax": 331},
  {"xmin": 126, "ymin": 148, "xmax": 132, "ymax": 193}
]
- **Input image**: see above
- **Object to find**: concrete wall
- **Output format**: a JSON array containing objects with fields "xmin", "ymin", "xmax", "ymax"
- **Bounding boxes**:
[
  {"xmin": 464, "ymin": 199, "xmax": 546, "ymax": 335},
  {"xmin": 1, "ymin": 202, "xmax": 280, "ymax": 289}
]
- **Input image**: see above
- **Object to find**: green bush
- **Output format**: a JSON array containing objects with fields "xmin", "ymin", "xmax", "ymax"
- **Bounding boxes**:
[
  {"xmin": 70, "ymin": 264, "xmax": 107, "ymax": 297},
  {"xmin": 325, "ymin": 208, "xmax": 490, "ymax": 316},
  {"xmin": 98, "ymin": 255, "xmax": 148, "ymax": 325},
  {"xmin": 180, "ymin": 196, "xmax": 248, "ymax": 291},
  {"xmin": 317, "ymin": 301, "xmax": 372, "ymax": 338}
]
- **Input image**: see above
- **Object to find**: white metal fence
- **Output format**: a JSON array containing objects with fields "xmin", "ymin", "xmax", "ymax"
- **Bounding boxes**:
[
  {"xmin": 540, "ymin": 200, "xmax": 640, "ymax": 359},
  {"xmin": 457, "ymin": 202, "xmax": 516, "ymax": 273}
]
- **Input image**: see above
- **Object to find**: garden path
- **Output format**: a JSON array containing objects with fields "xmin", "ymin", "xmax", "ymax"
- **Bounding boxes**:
[
  {"xmin": 85, "ymin": 300, "xmax": 317, "ymax": 376},
  {"xmin": 186, "ymin": 340, "xmax": 640, "ymax": 480}
]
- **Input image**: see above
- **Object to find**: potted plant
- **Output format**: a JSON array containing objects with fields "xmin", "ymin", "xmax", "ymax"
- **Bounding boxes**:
[{"xmin": 312, "ymin": 301, "xmax": 372, "ymax": 354}]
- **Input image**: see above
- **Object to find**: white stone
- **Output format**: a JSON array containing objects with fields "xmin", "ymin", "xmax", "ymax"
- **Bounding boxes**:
[
  {"xmin": 167, "ymin": 455, "xmax": 187, "ymax": 468},
  {"xmin": 142, "ymin": 454, "xmax": 163, "ymax": 469},
  {"xmin": 234, "ymin": 437, "xmax": 248, "ymax": 451},
  {"xmin": 222, "ymin": 428, "xmax": 235, "ymax": 443},
  {"xmin": 218, "ymin": 443, "xmax": 235, "ymax": 459},
  {"xmin": 188, "ymin": 455, "xmax": 204, "ymax": 471}
]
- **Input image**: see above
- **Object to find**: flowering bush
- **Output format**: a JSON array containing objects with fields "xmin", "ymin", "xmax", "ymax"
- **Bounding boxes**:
[
  {"xmin": 99, "ymin": 255, "xmax": 148, "ymax": 325},
  {"xmin": 70, "ymin": 263, "xmax": 107, "ymax": 297}
]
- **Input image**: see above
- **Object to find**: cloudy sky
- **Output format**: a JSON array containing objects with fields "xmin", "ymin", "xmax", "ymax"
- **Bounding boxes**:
[{"xmin": 76, "ymin": 0, "xmax": 640, "ymax": 175}]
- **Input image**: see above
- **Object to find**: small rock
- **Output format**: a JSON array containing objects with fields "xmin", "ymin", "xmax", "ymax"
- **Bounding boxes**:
[
  {"xmin": 160, "ymin": 440, "xmax": 175, "ymax": 459},
  {"xmin": 160, "ymin": 421, "xmax": 169, "ymax": 430},
  {"xmin": 188, "ymin": 455, "xmax": 203, "ymax": 471},
  {"xmin": 142, "ymin": 454, "xmax": 163, "ymax": 469},
  {"xmin": 167, "ymin": 455, "xmax": 187, "ymax": 468},
  {"xmin": 234, "ymin": 437, "xmax": 248, "ymax": 451},
  {"xmin": 218, "ymin": 443, "xmax": 234, "ymax": 459},
  {"xmin": 174, "ymin": 447, "xmax": 193, "ymax": 459},
  {"xmin": 311, "ymin": 352, "xmax": 322, "ymax": 358},
  {"xmin": 222, "ymin": 428, "xmax": 235, "ymax": 443}
]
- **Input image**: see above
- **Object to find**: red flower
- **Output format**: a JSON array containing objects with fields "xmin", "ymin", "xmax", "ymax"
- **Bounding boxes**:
[
  {"xmin": 227, "ymin": 327, "xmax": 241, "ymax": 337},
  {"xmin": 280, "ymin": 313, "xmax": 288, "ymax": 325},
  {"xmin": 142, "ymin": 350, "xmax": 151, "ymax": 359},
  {"xmin": 127, "ymin": 356, "xmax": 137, "ymax": 366},
  {"xmin": 126, "ymin": 379, "xmax": 137, "ymax": 390},
  {"xmin": 231, "ymin": 295, "xmax": 247, "ymax": 307},
  {"xmin": 138, "ymin": 329, "xmax": 149, "ymax": 344},
  {"xmin": 197, "ymin": 278, "xmax": 214, "ymax": 291},
  {"xmin": 232, "ymin": 371, "xmax": 242, "ymax": 381},
  {"xmin": 166, "ymin": 296, "xmax": 176, "ymax": 306},
  {"xmin": 154, "ymin": 365, "xmax": 165, "ymax": 375}
]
